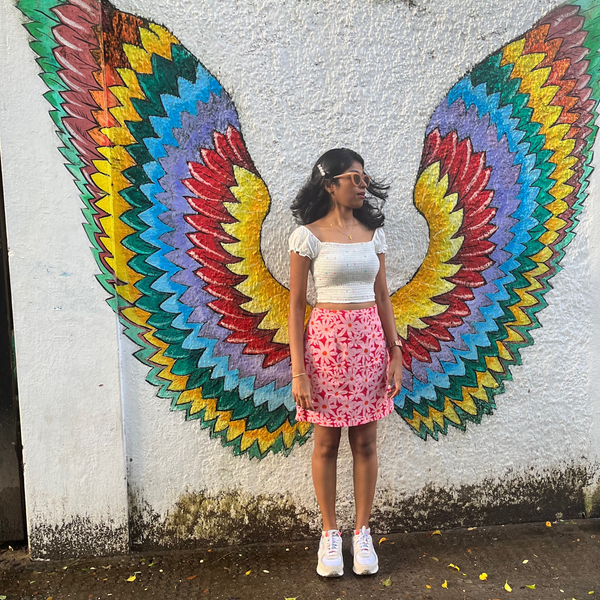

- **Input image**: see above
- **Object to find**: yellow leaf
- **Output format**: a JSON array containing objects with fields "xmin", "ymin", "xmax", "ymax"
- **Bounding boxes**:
[
  {"xmin": 431, "ymin": 557, "xmax": 439, "ymax": 562},
  {"xmin": 245, "ymin": 570, "xmax": 251, "ymax": 575},
  {"xmin": 479, "ymin": 573, "xmax": 488, "ymax": 581},
  {"xmin": 432, "ymin": 530, "xmax": 441, "ymax": 536},
  {"xmin": 378, "ymin": 537, "xmax": 387, "ymax": 545},
  {"xmin": 522, "ymin": 559, "xmax": 529, "ymax": 564},
  {"xmin": 426, "ymin": 585, "xmax": 431, "ymax": 589},
  {"xmin": 382, "ymin": 576, "xmax": 392, "ymax": 587},
  {"xmin": 589, "ymin": 592, "xmax": 595, "ymax": 595},
  {"xmin": 448, "ymin": 563, "xmax": 460, "ymax": 570},
  {"xmin": 127, "ymin": 575, "xmax": 136, "ymax": 582},
  {"xmin": 546, "ymin": 521, "xmax": 552, "ymax": 527},
  {"xmin": 442, "ymin": 580, "xmax": 448, "ymax": 588},
  {"xmin": 284, "ymin": 598, "xmax": 298, "ymax": 600},
  {"xmin": 505, "ymin": 580, "xmax": 512, "ymax": 592},
  {"xmin": 526, "ymin": 585, "xmax": 536, "ymax": 589}
]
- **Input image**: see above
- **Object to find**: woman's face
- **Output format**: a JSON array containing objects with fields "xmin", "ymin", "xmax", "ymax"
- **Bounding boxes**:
[{"xmin": 326, "ymin": 161, "xmax": 367, "ymax": 210}]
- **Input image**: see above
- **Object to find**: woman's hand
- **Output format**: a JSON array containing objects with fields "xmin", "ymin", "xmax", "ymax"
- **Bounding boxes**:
[
  {"xmin": 292, "ymin": 374, "xmax": 313, "ymax": 409},
  {"xmin": 386, "ymin": 353, "xmax": 403, "ymax": 398}
]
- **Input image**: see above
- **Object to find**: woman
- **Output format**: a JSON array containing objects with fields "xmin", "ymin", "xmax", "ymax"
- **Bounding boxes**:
[{"xmin": 288, "ymin": 148, "xmax": 403, "ymax": 577}]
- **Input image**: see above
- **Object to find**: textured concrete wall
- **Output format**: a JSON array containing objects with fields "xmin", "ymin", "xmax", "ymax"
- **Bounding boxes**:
[
  {"xmin": 0, "ymin": 1, "xmax": 129, "ymax": 558},
  {"xmin": 1, "ymin": 0, "xmax": 599, "ymax": 558}
]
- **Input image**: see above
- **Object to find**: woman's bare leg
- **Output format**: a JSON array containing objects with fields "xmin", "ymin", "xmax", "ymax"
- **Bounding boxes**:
[
  {"xmin": 312, "ymin": 424, "xmax": 342, "ymax": 530},
  {"xmin": 348, "ymin": 421, "xmax": 378, "ymax": 529}
]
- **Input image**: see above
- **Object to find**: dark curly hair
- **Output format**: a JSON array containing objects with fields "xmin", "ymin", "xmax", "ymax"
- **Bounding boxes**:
[{"xmin": 290, "ymin": 148, "xmax": 388, "ymax": 230}]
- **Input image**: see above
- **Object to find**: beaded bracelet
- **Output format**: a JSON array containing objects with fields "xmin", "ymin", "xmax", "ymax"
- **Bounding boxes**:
[{"xmin": 292, "ymin": 372, "xmax": 307, "ymax": 378}]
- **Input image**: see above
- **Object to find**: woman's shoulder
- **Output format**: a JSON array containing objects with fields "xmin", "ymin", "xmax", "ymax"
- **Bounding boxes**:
[
  {"xmin": 289, "ymin": 224, "xmax": 321, "ymax": 259},
  {"xmin": 373, "ymin": 227, "xmax": 387, "ymax": 254}
]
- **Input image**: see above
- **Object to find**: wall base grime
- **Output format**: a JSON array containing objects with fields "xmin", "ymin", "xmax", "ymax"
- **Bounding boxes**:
[
  {"xmin": 130, "ymin": 463, "xmax": 598, "ymax": 552},
  {"xmin": 372, "ymin": 463, "xmax": 599, "ymax": 533},
  {"xmin": 29, "ymin": 517, "xmax": 128, "ymax": 561},
  {"xmin": 129, "ymin": 489, "xmax": 318, "ymax": 552}
]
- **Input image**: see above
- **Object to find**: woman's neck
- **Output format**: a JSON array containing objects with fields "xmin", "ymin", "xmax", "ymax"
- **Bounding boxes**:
[{"xmin": 325, "ymin": 206, "xmax": 355, "ymax": 226}]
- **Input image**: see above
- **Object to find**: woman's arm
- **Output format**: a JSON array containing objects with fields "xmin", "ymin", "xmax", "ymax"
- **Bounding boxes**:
[
  {"xmin": 288, "ymin": 250, "xmax": 313, "ymax": 409},
  {"xmin": 373, "ymin": 253, "xmax": 403, "ymax": 397}
]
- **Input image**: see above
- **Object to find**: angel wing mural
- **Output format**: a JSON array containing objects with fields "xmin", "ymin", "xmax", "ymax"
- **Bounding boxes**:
[{"xmin": 18, "ymin": 0, "xmax": 600, "ymax": 457}]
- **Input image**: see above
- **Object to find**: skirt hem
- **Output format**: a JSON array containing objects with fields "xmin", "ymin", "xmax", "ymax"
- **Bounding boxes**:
[{"xmin": 295, "ymin": 400, "xmax": 394, "ymax": 428}]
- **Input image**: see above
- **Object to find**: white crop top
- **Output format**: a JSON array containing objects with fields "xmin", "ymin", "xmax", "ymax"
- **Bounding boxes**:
[{"xmin": 288, "ymin": 225, "xmax": 387, "ymax": 303}]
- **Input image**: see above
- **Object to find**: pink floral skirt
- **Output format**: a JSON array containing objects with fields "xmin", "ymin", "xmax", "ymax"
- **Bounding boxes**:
[{"xmin": 296, "ymin": 305, "xmax": 394, "ymax": 427}]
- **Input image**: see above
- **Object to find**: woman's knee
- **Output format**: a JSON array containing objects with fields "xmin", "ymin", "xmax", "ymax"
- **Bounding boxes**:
[
  {"xmin": 349, "ymin": 424, "xmax": 378, "ymax": 458},
  {"xmin": 313, "ymin": 427, "xmax": 341, "ymax": 459}
]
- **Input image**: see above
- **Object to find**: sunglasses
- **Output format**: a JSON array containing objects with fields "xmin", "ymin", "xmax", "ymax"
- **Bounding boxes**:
[{"xmin": 333, "ymin": 172, "xmax": 371, "ymax": 187}]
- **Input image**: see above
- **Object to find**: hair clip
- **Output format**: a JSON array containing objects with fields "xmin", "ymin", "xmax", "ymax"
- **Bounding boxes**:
[{"xmin": 317, "ymin": 164, "xmax": 326, "ymax": 177}]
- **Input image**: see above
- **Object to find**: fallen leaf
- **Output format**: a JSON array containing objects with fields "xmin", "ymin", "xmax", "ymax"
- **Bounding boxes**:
[
  {"xmin": 148, "ymin": 562, "xmax": 156, "ymax": 567},
  {"xmin": 426, "ymin": 585, "xmax": 432, "ymax": 589},
  {"xmin": 263, "ymin": 569, "xmax": 269, "ymax": 573},
  {"xmin": 432, "ymin": 530, "xmax": 441, "ymax": 536},
  {"xmin": 0, "ymin": 596, "xmax": 6, "ymax": 600},
  {"xmin": 448, "ymin": 563, "xmax": 460, "ymax": 571},
  {"xmin": 284, "ymin": 598, "xmax": 298, "ymax": 600},
  {"xmin": 187, "ymin": 575, "xmax": 197, "ymax": 580},
  {"xmin": 127, "ymin": 575, "xmax": 136, "ymax": 582},
  {"xmin": 378, "ymin": 537, "xmax": 387, "ymax": 545},
  {"xmin": 522, "ymin": 559, "xmax": 529, "ymax": 564},
  {"xmin": 546, "ymin": 521, "xmax": 552, "ymax": 527},
  {"xmin": 479, "ymin": 573, "xmax": 488, "ymax": 581},
  {"xmin": 526, "ymin": 584, "xmax": 536, "ymax": 589},
  {"xmin": 442, "ymin": 580, "xmax": 448, "ymax": 588},
  {"xmin": 431, "ymin": 557, "xmax": 439, "ymax": 562},
  {"xmin": 245, "ymin": 570, "xmax": 251, "ymax": 575},
  {"xmin": 589, "ymin": 592, "xmax": 595, "ymax": 595},
  {"xmin": 382, "ymin": 576, "xmax": 392, "ymax": 587},
  {"xmin": 505, "ymin": 580, "xmax": 512, "ymax": 592},
  {"xmin": 468, "ymin": 527, "xmax": 477, "ymax": 531}
]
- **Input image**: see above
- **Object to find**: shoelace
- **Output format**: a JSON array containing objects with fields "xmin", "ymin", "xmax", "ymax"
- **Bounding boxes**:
[
  {"xmin": 355, "ymin": 527, "xmax": 372, "ymax": 554},
  {"xmin": 324, "ymin": 531, "xmax": 341, "ymax": 557}
]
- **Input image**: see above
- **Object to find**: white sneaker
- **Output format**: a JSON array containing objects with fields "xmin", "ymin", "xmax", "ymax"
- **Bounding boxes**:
[
  {"xmin": 351, "ymin": 526, "xmax": 378, "ymax": 575},
  {"xmin": 316, "ymin": 529, "xmax": 344, "ymax": 577}
]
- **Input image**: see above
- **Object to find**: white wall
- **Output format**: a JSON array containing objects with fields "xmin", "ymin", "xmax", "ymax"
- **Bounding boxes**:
[
  {"xmin": 0, "ymin": 0, "xmax": 128, "ymax": 558},
  {"xmin": 1, "ymin": 0, "xmax": 599, "ymax": 557}
]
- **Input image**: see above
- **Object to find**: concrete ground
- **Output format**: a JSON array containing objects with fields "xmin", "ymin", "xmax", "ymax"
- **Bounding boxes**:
[{"xmin": 1, "ymin": 518, "xmax": 599, "ymax": 599}]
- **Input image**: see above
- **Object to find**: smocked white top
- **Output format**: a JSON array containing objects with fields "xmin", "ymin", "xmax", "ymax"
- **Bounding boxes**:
[{"xmin": 288, "ymin": 225, "xmax": 387, "ymax": 303}]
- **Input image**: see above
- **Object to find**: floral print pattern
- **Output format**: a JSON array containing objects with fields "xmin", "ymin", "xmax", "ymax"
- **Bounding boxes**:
[{"xmin": 296, "ymin": 305, "xmax": 394, "ymax": 427}]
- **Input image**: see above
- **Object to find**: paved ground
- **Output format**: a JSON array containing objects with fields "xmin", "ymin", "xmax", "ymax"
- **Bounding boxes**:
[{"xmin": 1, "ymin": 518, "xmax": 599, "ymax": 599}]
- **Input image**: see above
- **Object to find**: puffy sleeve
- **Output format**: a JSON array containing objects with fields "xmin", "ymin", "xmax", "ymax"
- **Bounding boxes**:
[
  {"xmin": 289, "ymin": 226, "xmax": 319, "ymax": 259},
  {"xmin": 373, "ymin": 227, "xmax": 387, "ymax": 254}
]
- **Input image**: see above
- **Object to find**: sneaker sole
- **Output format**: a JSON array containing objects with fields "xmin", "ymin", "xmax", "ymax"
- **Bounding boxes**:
[
  {"xmin": 316, "ymin": 565, "xmax": 344, "ymax": 577},
  {"xmin": 352, "ymin": 563, "xmax": 378, "ymax": 575}
]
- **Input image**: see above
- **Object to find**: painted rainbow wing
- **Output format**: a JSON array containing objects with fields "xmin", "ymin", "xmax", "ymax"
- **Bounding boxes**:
[
  {"xmin": 394, "ymin": 0, "xmax": 600, "ymax": 439},
  {"xmin": 18, "ymin": 0, "xmax": 312, "ymax": 458}
]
